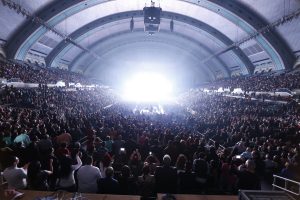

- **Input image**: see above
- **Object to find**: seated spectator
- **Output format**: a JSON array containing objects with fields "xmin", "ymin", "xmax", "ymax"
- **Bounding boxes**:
[
  {"xmin": 155, "ymin": 154, "xmax": 177, "ymax": 194},
  {"xmin": 98, "ymin": 166, "xmax": 120, "ymax": 194},
  {"xmin": 76, "ymin": 156, "xmax": 101, "ymax": 193},
  {"xmin": 3, "ymin": 156, "xmax": 28, "ymax": 189}
]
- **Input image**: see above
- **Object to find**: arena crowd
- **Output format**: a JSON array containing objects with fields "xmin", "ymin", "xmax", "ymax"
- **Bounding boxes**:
[{"xmin": 0, "ymin": 64, "xmax": 300, "ymax": 197}]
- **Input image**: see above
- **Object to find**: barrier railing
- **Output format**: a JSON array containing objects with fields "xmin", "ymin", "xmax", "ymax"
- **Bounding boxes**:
[
  {"xmin": 77, "ymin": 136, "xmax": 87, "ymax": 143},
  {"xmin": 272, "ymin": 174, "xmax": 300, "ymax": 196},
  {"xmin": 197, "ymin": 132, "xmax": 225, "ymax": 153}
]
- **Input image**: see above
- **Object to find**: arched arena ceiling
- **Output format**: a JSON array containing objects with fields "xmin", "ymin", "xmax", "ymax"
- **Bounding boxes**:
[{"xmin": 0, "ymin": 0, "xmax": 299, "ymax": 83}]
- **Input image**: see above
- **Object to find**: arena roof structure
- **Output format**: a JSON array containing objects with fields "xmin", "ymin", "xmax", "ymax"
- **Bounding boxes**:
[{"xmin": 0, "ymin": 0, "xmax": 299, "ymax": 85}]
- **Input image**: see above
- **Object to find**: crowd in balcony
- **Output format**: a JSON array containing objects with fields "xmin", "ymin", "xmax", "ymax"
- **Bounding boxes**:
[
  {"xmin": 203, "ymin": 71, "xmax": 300, "ymax": 92},
  {"xmin": 0, "ymin": 60, "xmax": 95, "ymax": 85}
]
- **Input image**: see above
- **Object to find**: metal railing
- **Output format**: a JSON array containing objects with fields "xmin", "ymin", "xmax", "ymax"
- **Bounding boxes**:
[
  {"xmin": 197, "ymin": 132, "xmax": 225, "ymax": 153},
  {"xmin": 77, "ymin": 136, "xmax": 88, "ymax": 144},
  {"xmin": 272, "ymin": 174, "xmax": 300, "ymax": 196}
]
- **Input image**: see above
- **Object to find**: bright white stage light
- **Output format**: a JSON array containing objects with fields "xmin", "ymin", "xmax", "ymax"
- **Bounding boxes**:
[{"xmin": 122, "ymin": 72, "xmax": 173, "ymax": 102}]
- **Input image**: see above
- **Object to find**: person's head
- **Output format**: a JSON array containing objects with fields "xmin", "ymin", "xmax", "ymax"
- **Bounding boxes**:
[
  {"xmin": 199, "ymin": 152, "xmax": 206, "ymax": 159},
  {"xmin": 246, "ymin": 147, "xmax": 252, "ymax": 152},
  {"xmin": 103, "ymin": 153, "xmax": 112, "ymax": 167},
  {"xmin": 245, "ymin": 159, "xmax": 256, "ymax": 173},
  {"xmin": 74, "ymin": 142, "xmax": 81, "ymax": 149},
  {"xmin": 163, "ymin": 154, "xmax": 171, "ymax": 167},
  {"xmin": 121, "ymin": 165, "xmax": 131, "ymax": 178},
  {"xmin": 85, "ymin": 156, "xmax": 93, "ymax": 165},
  {"xmin": 285, "ymin": 162, "xmax": 291, "ymax": 169},
  {"xmin": 60, "ymin": 142, "xmax": 67, "ymax": 149},
  {"xmin": 9, "ymin": 156, "xmax": 19, "ymax": 167},
  {"xmin": 105, "ymin": 166, "xmax": 114, "ymax": 178},
  {"xmin": 142, "ymin": 164, "xmax": 150, "ymax": 175},
  {"xmin": 176, "ymin": 154, "xmax": 187, "ymax": 170}
]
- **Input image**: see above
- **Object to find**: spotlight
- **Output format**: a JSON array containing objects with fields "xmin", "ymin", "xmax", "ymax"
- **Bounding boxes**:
[{"xmin": 122, "ymin": 72, "xmax": 173, "ymax": 103}]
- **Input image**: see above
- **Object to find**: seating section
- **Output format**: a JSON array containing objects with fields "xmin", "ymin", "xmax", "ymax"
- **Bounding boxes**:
[
  {"xmin": 0, "ymin": 60, "xmax": 95, "ymax": 85},
  {"xmin": 201, "ymin": 72, "xmax": 300, "ymax": 92}
]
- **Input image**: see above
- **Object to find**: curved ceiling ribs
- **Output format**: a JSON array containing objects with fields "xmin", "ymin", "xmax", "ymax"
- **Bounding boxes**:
[
  {"xmin": 69, "ymin": 29, "xmax": 225, "ymax": 80},
  {"xmin": 69, "ymin": 29, "xmax": 229, "ymax": 77},
  {"xmin": 185, "ymin": 0, "xmax": 295, "ymax": 70},
  {"xmin": 4, "ymin": 0, "xmax": 295, "ymax": 78},
  {"xmin": 78, "ymin": 30, "xmax": 218, "ymax": 81},
  {"xmin": 46, "ymin": 10, "xmax": 251, "ymax": 76}
]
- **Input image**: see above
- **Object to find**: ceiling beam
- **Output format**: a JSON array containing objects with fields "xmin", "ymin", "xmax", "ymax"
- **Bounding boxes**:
[
  {"xmin": 46, "ymin": 11, "xmax": 252, "ymax": 76},
  {"xmin": 68, "ymin": 29, "xmax": 228, "ymax": 81},
  {"xmin": 4, "ymin": 0, "xmax": 294, "ymax": 73}
]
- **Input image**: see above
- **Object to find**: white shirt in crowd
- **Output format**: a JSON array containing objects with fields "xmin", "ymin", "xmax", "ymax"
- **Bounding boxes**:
[
  {"xmin": 77, "ymin": 165, "xmax": 102, "ymax": 193},
  {"xmin": 3, "ymin": 166, "xmax": 27, "ymax": 189}
]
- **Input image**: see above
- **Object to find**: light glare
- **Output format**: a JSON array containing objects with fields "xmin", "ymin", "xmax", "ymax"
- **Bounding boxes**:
[{"xmin": 122, "ymin": 72, "xmax": 173, "ymax": 102}]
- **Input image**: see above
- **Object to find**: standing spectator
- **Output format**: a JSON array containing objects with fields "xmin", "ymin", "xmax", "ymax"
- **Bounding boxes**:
[
  {"xmin": 155, "ymin": 154, "xmax": 177, "ymax": 194},
  {"xmin": 236, "ymin": 159, "xmax": 261, "ymax": 190},
  {"xmin": 176, "ymin": 154, "xmax": 187, "ymax": 174},
  {"xmin": 76, "ymin": 156, "xmax": 102, "ymax": 193},
  {"xmin": 98, "ymin": 167, "xmax": 120, "ymax": 194},
  {"xmin": 56, "ymin": 154, "xmax": 82, "ymax": 192},
  {"xmin": 3, "ymin": 156, "xmax": 28, "ymax": 189},
  {"xmin": 137, "ymin": 165, "xmax": 155, "ymax": 197},
  {"xmin": 240, "ymin": 147, "xmax": 252, "ymax": 160},
  {"xmin": 193, "ymin": 152, "xmax": 209, "ymax": 192},
  {"xmin": 55, "ymin": 129, "xmax": 72, "ymax": 145},
  {"xmin": 27, "ymin": 160, "xmax": 53, "ymax": 190},
  {"xmin": 118, "ymin": 165, "xmax": 137, "ymax": 195},
  {"xmin": 14, "ymin": 129, "xmax": 31, "ymax": 147}
]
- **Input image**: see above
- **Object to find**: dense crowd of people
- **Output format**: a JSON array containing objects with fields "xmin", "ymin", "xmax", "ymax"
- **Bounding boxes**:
[
  {"xmin": 202, "ymin": 71, "xmax": 300, "ymax": 92},
  {"xmin": 0, "ymin": 82, "xmax": 299, "ymax": 197},
  {"xmin": 0, "ymin": 60, "xmax": 95, "ymax": 85}
]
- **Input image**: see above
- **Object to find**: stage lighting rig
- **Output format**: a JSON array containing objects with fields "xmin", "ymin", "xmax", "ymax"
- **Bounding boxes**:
[{"xmin": 143, "ymin": 1, "xmax": 162, "ymax": 35}]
